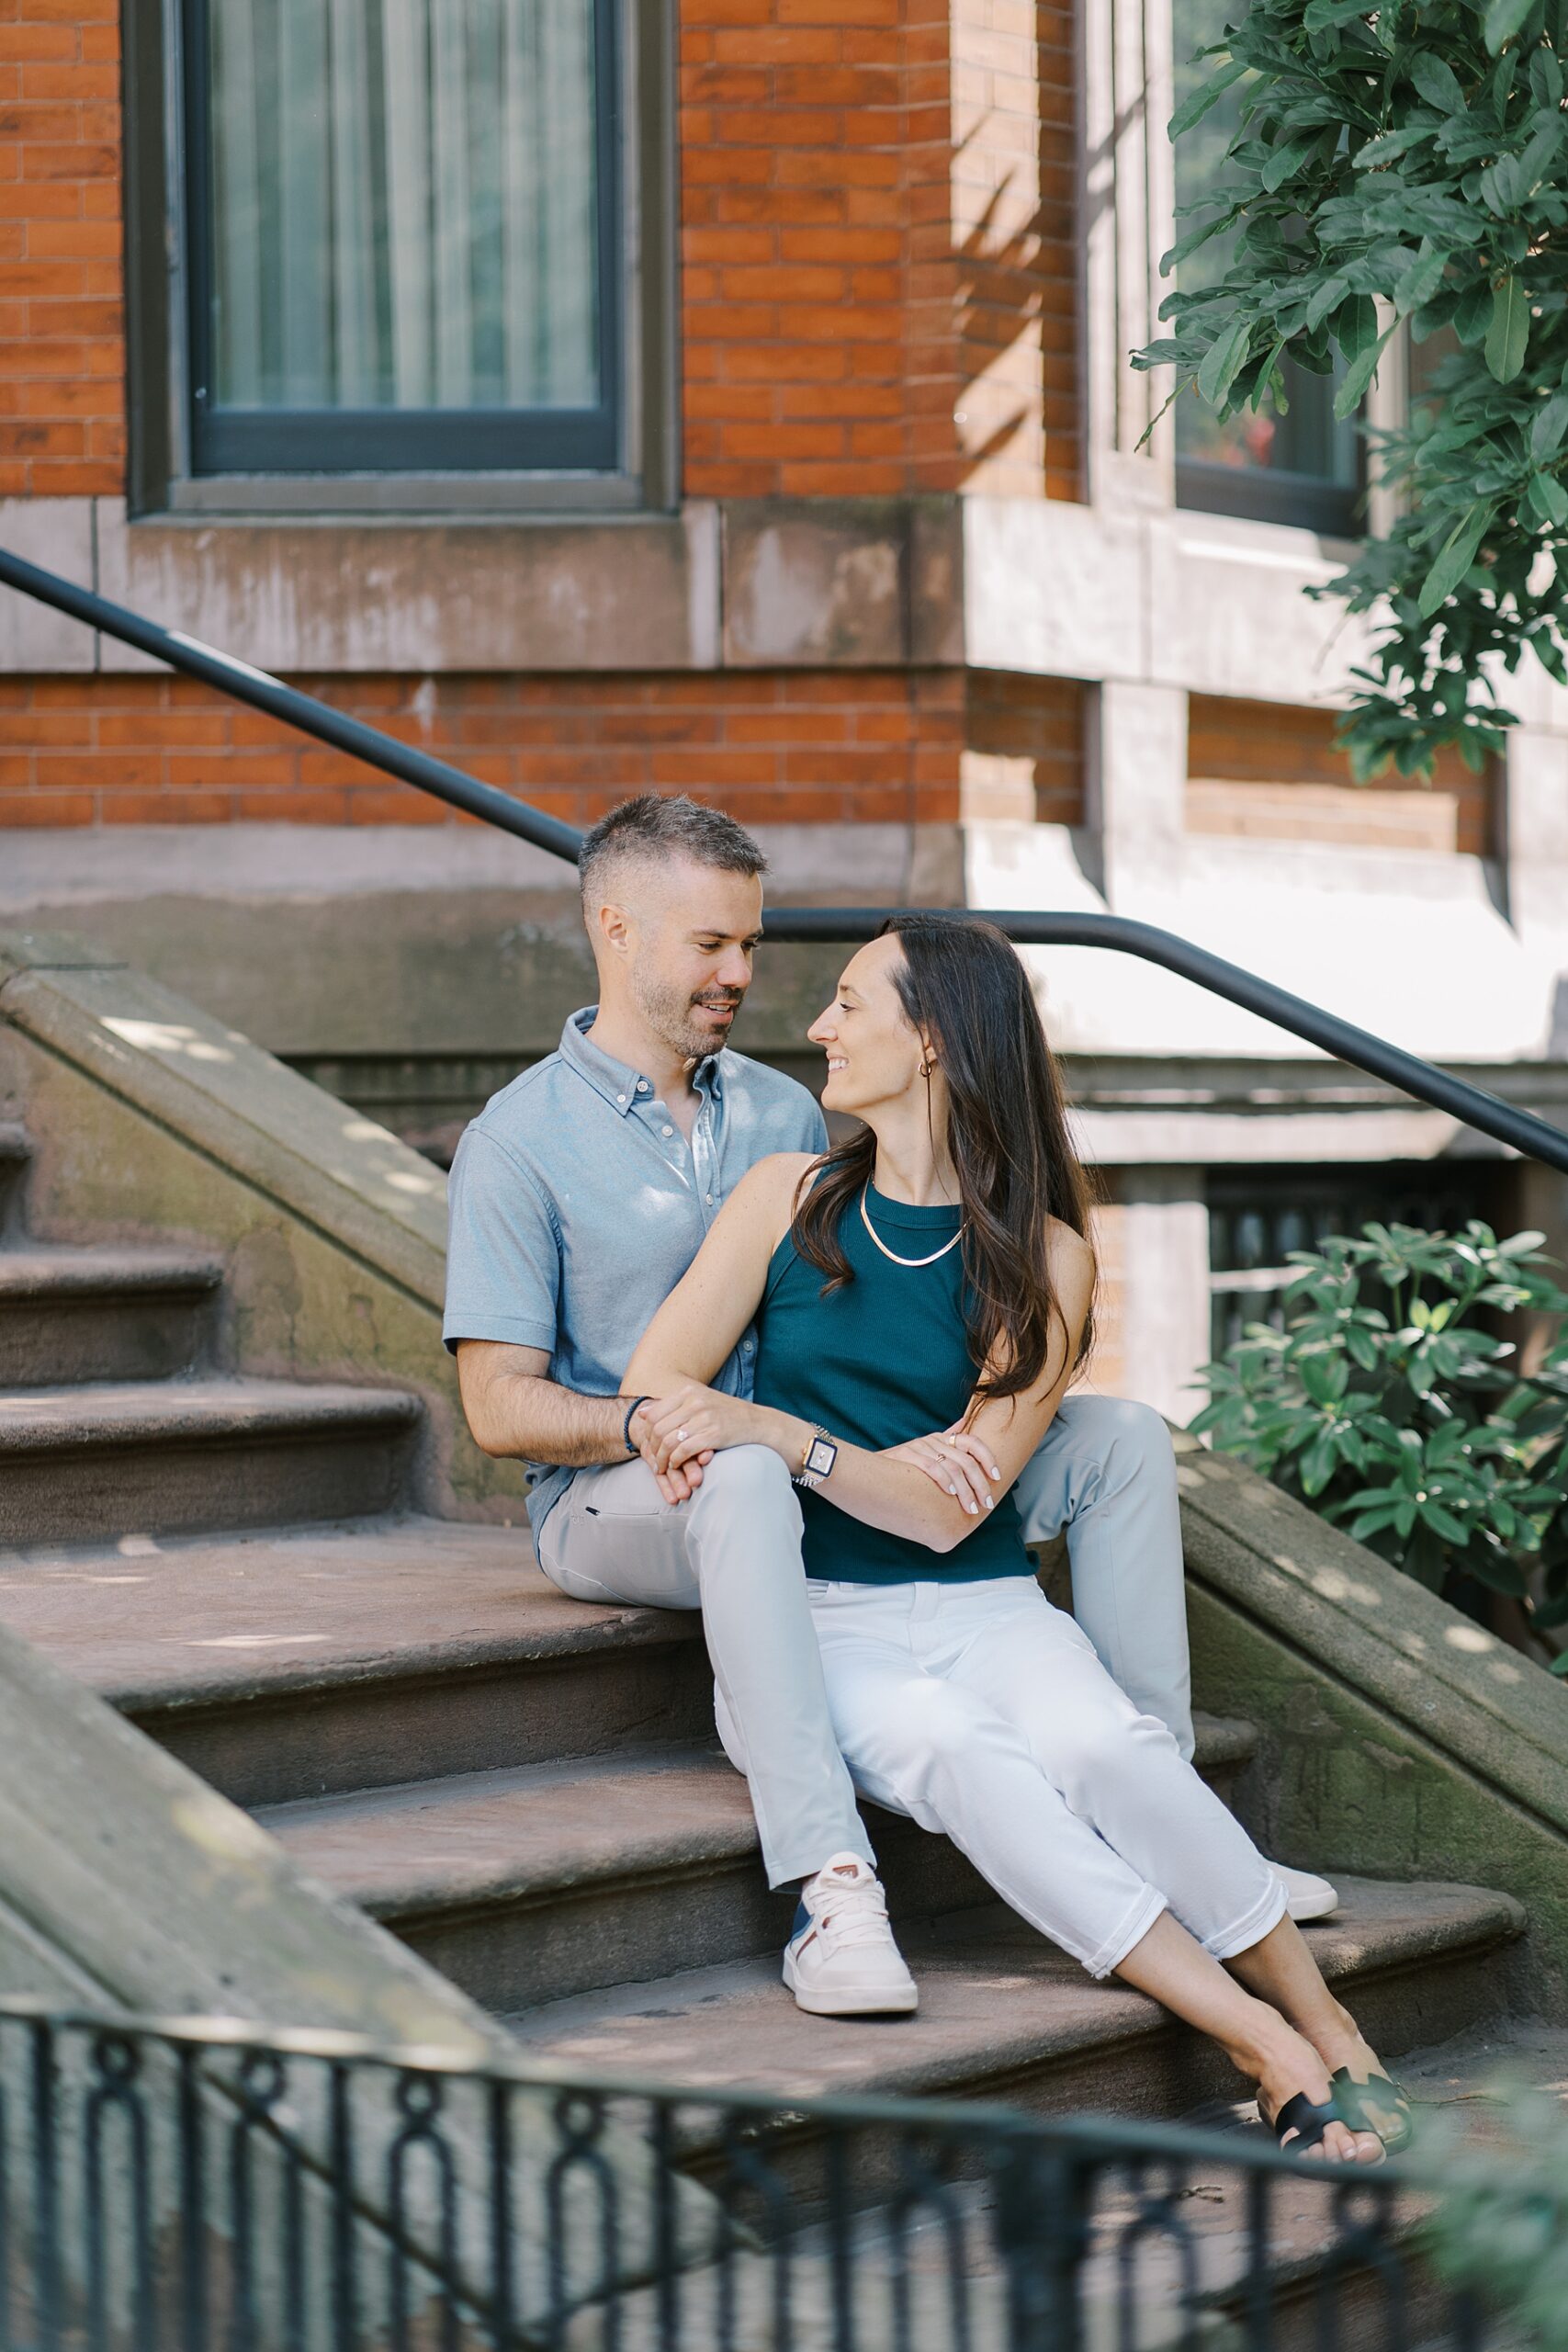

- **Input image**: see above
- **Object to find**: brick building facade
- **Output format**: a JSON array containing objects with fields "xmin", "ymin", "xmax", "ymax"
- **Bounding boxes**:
[{"xmin": 3, "ymin": 0, "xmax": 1568, "ymax": 1415}]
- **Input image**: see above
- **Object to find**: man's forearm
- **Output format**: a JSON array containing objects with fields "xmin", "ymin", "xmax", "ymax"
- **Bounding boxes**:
[{"xmin": 474, "ymin": 1373, "xmax": 639, "ymax": 1468}]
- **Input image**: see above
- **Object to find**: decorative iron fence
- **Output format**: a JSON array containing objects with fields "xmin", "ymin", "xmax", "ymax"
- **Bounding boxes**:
[{"xmin": 0, "ymin": 2000, "xmax": 1512, "ymax": 2352}]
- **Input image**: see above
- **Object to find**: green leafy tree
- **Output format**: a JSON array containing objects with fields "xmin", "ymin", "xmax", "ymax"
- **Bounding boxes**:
[
  {"xmin": 1134, "ymin": 2, "xmax": 1568, "ymax": 782},
  {"xmin": 1191, "ymin": 1220, "xmax": 1568, "ymax": 1665}
]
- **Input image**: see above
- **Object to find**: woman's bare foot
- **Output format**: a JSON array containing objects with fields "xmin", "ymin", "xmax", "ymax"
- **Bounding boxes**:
[
  {"xmin": 1251, "ymin": 2018, "xmax": 1385, "ymax": 2165},
  {"xmin": 1293, "ymin": 1997, "xmax": 1408, "ymax": 2154}
]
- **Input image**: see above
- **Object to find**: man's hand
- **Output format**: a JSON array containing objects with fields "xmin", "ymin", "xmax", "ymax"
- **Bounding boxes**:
[{"xmin": 884, "ymin": 1422, "xmax": 1001, "ymax": 1519}]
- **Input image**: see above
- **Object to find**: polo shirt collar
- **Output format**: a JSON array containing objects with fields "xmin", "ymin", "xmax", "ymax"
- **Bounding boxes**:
[{"xmin": 559, "ymin": 1006, "xmax": 724, "ymax": 1117}]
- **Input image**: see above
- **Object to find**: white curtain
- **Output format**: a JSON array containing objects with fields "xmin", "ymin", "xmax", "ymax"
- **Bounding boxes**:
[{"xmin": 208, "ymin": 0, "xmax": 599, "ymax": 411}]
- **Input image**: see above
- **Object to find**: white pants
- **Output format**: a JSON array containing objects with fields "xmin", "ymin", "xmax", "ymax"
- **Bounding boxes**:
[
  {"xmin": 717, "ymin": 1575, "xmax": 1286, "ymax": 1980},
  {"xmin": 538, "ymin": 1394, "xmax": 1196, "ymax": 1895}
]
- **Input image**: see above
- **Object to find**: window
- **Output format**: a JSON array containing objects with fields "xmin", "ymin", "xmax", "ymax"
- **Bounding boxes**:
[
  {"xmin": 178, "ymin": 0, "xmax": 620, "ymax": 476},
  {"xmin": 1170, "ymin": 0, "xmax": 1363, "ymax": 535}
]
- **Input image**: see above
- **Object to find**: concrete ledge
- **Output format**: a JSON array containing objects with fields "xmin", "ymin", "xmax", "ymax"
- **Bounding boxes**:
[
  {"xmin": 1179, "ymin": 1432, "xmax": 1568, "ymax": 2017},
  {"xmin": 0, "ymin": 925, "xmax": 523, "ymax": 1514}
]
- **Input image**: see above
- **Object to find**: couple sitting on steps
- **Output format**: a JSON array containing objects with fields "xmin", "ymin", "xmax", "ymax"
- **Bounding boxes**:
[{"xmin": 444, "ymin": 791, "xmax": 1412, "ymax": 2166}]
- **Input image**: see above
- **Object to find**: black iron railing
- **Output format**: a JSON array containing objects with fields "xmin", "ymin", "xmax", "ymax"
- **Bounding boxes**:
[
  {"xmin": 0, "ymin": 2001, "xmax": 1506, "ymax": 2352},
  {"xmin": 3, "ymin": 544, "xmax": 1567, "ymax": 1180}
]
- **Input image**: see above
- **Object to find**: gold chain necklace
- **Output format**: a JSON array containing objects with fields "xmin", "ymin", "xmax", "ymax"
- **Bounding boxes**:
[{"xmin": 859, "ymin": 1184, "xmax": 964, "ymax": 1269}]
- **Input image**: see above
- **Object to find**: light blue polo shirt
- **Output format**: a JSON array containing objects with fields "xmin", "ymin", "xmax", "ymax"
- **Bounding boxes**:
[{"xmin": 444, "ymin": 1006, "xmax": 829, "ymax": 1537}]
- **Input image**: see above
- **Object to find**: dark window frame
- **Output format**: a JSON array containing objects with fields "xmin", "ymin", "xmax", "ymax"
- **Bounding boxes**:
[
  {"xmin": 121, "ymin": 0, "xmax": 678, "ymax": 514},
  {"xmin": 1175, "ymin": 452, "xmax": 1365, "ymax": 538}
]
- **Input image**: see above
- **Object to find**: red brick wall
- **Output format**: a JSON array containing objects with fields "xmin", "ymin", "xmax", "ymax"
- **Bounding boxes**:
[
  {"xmin": 961, "ymin": 671, "xmax": 1083, "ymax": 820},
  {"xmin": 947, "ymin": 0, "xmax": 1078, "ymax": 499},
  {"xmin": 679, "ymin": 0, "xmax": 1078, "ymax": 498},
  {"xmin": 0, "ymin": 0, "xmax": 122, "ymax": 497},
  {"xmin": 1187, "ymin": 696, "xmax": 1496, "ymax": 858},
  {"xmin": 681, "ymin": 0, "xmax": 921, "ymax": 496},
  {"xmin": 0, "ymin": 669, "xmax": 967, "ymax": 829}
]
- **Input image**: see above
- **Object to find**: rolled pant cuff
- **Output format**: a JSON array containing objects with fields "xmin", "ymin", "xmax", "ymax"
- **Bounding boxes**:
[
  {"xmin": 1202, "ymin": 1872, "xmax": 1291, "ymax": 1963},
  {"xmin": 761, "ymin": 1831, "xmax": 877, "ymax": 1891},
  {"xmin": 1086, "ymin": 1887, "xmax": 1168, "ymax": 1982}
]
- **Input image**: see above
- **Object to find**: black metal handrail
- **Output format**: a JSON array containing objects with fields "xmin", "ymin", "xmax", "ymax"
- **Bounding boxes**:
[
  {"xmin": 0, "ymin": 1999, "xmax": 1511, "ymax": 2351},
  {"xmin": 5, "ymin": 542, "xmax": 1567, "ymax": 1177}
]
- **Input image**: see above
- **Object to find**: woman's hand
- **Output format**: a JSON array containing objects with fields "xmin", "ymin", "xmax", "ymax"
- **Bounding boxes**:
[
  {"xmin": 883, "ymin": 1423, "xmax": 1001, "ymax": 1519},
  {"xmin": 638, "ymin": 1384, "xmax": 803, "ymax": 1492}
]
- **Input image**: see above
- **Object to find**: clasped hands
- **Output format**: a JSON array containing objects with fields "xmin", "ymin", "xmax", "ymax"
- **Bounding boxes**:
[{"xmin": 628, "ymin": 1382, "xmax": 1001, "ymax": 1513}]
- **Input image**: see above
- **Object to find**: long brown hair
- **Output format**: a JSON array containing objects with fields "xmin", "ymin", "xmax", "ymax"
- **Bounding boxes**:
[{"xmin": 790, "ymin": 914, "xmax": 1097, "ymax": 1403}]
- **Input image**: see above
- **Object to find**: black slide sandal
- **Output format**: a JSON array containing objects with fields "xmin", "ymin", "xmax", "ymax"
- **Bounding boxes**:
[
  {"xmin": 1260, "ymin": 2088, "xmax": 1348, "ymax": 2157},
  {"xmin": 1330, "ymin": 2067, "xmax": 1412, "ymax": 2154}
]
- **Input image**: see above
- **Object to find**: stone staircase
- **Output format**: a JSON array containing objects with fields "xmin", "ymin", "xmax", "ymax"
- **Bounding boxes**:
[{"xmin": 0, "ymin": 1117, "xmax": 1531, "ymax": 2144}]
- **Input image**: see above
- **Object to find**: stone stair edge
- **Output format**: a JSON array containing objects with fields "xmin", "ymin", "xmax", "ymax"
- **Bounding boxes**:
[
  {"xmin": 256, "ymin": 1719, "xmax": 1261, "ymax": 1924},
  {"xmin": 0, "ymin": 1375, "xmax": 423, "ymax": 1454},
  {"xmin": 0, "ymin": 1243, "xmax": 226, "ymax": 1295},
  {"xmin": 506, "ymin": 1877, "xmax": 1528, "ymax": 2107}
]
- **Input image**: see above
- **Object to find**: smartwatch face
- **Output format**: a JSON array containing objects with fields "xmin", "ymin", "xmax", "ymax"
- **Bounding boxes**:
[{"xmin": 806, "ymin": 1436, "xmax": 837, "ymax": 1479}]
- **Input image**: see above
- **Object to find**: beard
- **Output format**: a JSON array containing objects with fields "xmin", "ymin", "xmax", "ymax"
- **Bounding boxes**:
[{"xmin": 631, "ymin": 966, "xmax": 743, "ymax": 1063}]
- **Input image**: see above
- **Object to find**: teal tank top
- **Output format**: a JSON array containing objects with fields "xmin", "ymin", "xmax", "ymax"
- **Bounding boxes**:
[{"xmin": 750, "ymin": 1181, "xmax": 1034, "ymax": 1585}]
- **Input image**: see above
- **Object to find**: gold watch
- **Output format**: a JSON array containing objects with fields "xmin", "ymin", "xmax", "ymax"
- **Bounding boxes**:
[{"xmin": 794, "ymin": 1425, "xmax": 838, "ymax": 1489}]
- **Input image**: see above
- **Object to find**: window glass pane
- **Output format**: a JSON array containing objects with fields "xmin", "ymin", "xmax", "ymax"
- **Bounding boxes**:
[
  {"xmin": 201, "ymin": 0, "xmax": 600, "ymax": 414},
  {"xmin": 1170, "ymin": 0, "xmax": 1358, "ymax": 500}
]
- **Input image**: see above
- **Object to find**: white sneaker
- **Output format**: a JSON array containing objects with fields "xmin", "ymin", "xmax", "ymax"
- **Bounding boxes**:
[
  {"xmin": 783, "ymin": 1853, "xmax": 919, "ymax": 2017},
  {"xmin": 1272, "ymin": 1860, "xmax": 1339, "ymax": 1922}
]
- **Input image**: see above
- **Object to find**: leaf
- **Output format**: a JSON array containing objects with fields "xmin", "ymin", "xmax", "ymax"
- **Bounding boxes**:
[
  {"xmin": 1169, "ymin": 54, "xmax": 1248, "ymax": 139},
  {"xmin": 1263, "ymin": 132, "xmax": 1324, "ymax": 193},
  {"xmin": 1395, "ymin": 245, "xmax": 1450, "ymax": 319},
  {"xmin": 1161, "ymin": 211, "xmax": 1241, "ymax": 273},
  {"xmin": 1485, "ymin": 276, "xmax": 1530, "ymax": 383},
  {"xmin": 1411, "ymin": 52, "xmax": 1467, "ymax": 112},
  {"xmin": 1419, "ymin": 1498, "xmax": 1472, "ymax": 1544},
  {"xmin": 1527, "ymin": 471, "xmax": 1568, "ymax": 525},
  {"xmin": 1197, "ymin": 315, "xmax": 1253, "ymax": 409},
  {"xmin": 1419, "ymin": 500, "xmax": 1495, "ymax": 617},
  {"xmin": 1485, "ymin": 0, "xmax": 1538, "ymax": 53},
  {"xmin": 1334, "ymin": 320, "xmax": 1395, "ymax": 418},
  {"xmin": 1454, "ymin": 279, "xmax": 1495, "ymax": 345},
  {"xmin": 1304, "ymin": 275, "xmax": 1351, "ymax": 333},
  {"xmin": 1337, "ymin": 293, "xmax": 1382, "ymax": 360},
  {"xmin": 1530, "ymin": 390, "xmax": 1568, "ymax": 460},
  {"xmin": 1355, "ymin": 123, "xmax": 1438, "ymax": 168}
]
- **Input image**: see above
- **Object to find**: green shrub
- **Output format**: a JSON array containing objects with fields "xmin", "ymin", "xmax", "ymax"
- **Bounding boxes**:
[{"xmin": 1191, "ymin": 1220, "xmax": 1568, "ymax": 1666}]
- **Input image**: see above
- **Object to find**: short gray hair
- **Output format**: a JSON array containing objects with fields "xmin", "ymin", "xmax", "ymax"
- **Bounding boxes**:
[{"xmin": 579, "ymin": 793, "xmax": 767, "ymax": 912}]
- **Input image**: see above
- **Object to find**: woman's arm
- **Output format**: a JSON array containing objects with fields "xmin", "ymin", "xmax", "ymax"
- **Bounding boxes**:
[
  {"xmin": 623, "ymin": 1155, "xmax": 821, "ymax": 1486},
  {"xmin": 654, "ymin": 1217, "xmax": 1097, "ymax": 1550}
]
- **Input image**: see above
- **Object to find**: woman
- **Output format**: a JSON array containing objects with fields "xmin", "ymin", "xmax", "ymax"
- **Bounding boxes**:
[{"xmin": 625, "ymin": 915, "xmax": 1410, "ymax": 2164}]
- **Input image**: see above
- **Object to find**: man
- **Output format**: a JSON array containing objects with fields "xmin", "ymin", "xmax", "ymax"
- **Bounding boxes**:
[{"xmin": 444, "ymin": 794, "xmax": 1334, "ymax": 2019}]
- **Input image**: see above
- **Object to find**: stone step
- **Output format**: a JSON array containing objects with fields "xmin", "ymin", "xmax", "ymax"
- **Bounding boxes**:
[
  {"xmin": 0, "ymin": 1244, "xmax": 224, "ymax": 1385},
  {"xmin": 0, "ymin": 1378, "xmax": 422, "ymax": 1544},
  {"xmin": 257, "ymin": 1719, "xmax": 1259, "ymax": 2016},
  {"xmin": 0, "ymin": 1521, "xmax": 714, "ymax": 1805},
  {"xmin": 508, "ymin": 1877, "xmax": 1525, "ymax": 2130}
]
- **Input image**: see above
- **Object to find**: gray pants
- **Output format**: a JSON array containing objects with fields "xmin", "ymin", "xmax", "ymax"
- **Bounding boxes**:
[{"xmin": 535, "ymin": 1395, "xmax": 1191, "ymax": 1888}]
